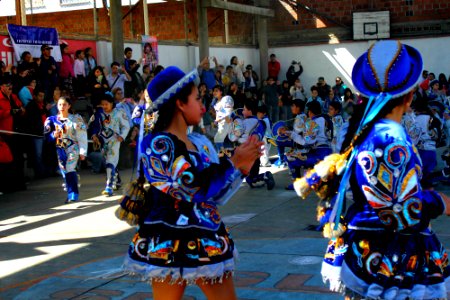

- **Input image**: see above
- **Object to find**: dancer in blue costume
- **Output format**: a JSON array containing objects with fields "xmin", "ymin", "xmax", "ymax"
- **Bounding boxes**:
[
  {"xmin": 121, "ymin": 66, "xmax": 262, "ymax": 300},
  {"xmin": 89, "ymin": 93, "xmax": 130, "ymax": 196},
  {"xmin": 44, "ymin": 97, "xmax": 87, "ymax": 203},
  {"xmin": 295, "ymin": 40, "xmax": 450, "ymax": 299}
]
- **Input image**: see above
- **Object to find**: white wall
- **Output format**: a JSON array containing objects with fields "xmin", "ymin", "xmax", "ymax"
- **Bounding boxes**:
[{"xmin": 96, "ymin": 36, "xmax": 450, "ymax": 95}]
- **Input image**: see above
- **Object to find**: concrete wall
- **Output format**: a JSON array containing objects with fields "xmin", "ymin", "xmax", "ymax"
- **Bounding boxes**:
[{"xmin": 96, "ymin": 35, "xmax": 450, "ymax": 96}]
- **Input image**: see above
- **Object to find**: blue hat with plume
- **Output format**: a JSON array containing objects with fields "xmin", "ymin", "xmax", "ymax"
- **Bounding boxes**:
[{"xmin": 147, "ymin": 66, "xmax": 198, "ymax": 111}]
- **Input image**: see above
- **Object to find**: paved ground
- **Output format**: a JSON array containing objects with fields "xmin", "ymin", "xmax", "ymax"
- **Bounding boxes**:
[{"xmin": 1, "ymin": 152, "xmax": 450, "ymax": 300}]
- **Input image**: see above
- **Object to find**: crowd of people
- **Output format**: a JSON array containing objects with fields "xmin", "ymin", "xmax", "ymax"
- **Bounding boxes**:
[
  {"xmin": 1, "ymin": 39, "xmax": 450, "ymax": 299},
  {"xmin": 1, "ymin": 44, "xmax": 450, "ymax": 197}
]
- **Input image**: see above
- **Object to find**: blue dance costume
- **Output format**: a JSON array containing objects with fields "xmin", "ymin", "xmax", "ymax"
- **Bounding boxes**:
[
  {"xmin": 323, "ymin": 119, "xmax": 449, "ymax": 299},
  {"xmin": 89, "ymin": 107, "xmax": 130, "ymax": 193},
  {"xmin": 123, "ymin": 132, "xmax": 243, "ymax": 283},
  {"xmin": 44, "ymin": 114, "xmax": 87, "ymax": 201}
]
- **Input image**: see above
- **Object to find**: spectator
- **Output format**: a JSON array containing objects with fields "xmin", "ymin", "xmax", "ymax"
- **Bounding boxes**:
[
  {"xmin": 214, "ymin": 69, "xmax": 224, "ymax": 88},
  {"xmin": 222, "ymin": 65, "xmax": 237, "ymax": 89},
  {"xmin": 230, "ymin": 56, "xmax": 245, "ymax": 86},
  {"xmin": 73, "ymin": 49, "xmax": 86, "ymax": 98},
  {"xmin": 18, "ymin": 77, "xmax": 36, "ymax": 107},
  {"xmin": 268, "ymin": 53, "xmax": 281, "ymax": 80},
  {"xmin": 84, "ymin": 47, "xmax": 97, "ymax": 77},
  {"xmin": 332, "ymin": 76, "xmax": 346, "ymax": 99},
  {"xmin": 290, "ymin": 78, "xmax": 307, "ymax": 101},
  {"xmin": 141, "ymin": 64, "xmax": 151, "ymax": 85},
  {"xmin": 25, "ymin": 89, "xmax": 47, "ymax": 178},
  {"xmin": 127, "ymin": 59, "xmax": 145, "ymax": 100},
  {"xmin": 17, "ymin": 51, "xmax": 38, "ymax": 80},
  {"xmin": 286, "ymin": 60, "xmax": 303, "ymax": 87},
  {"xmin": 59, "ymin": 43, "xmax": 75, "ymax": 99},
  {"xmin": 316, "ymin": 76, "xmax": 331, "ymax": 100},
  {"xmin": 343, "ymin": 87, "xmax": 356, "ymax": 102},
  {"xmin": 245, "ymin": 64, "xmax": 259, "ymax": 90},
  {"xmin": 198, "ymin": 56, "xmax": 218, "ymax": 90},
  {"xmin": 228, "ymin": 82, "xmax": 245, "ymax": 109},
  {"xmin": 38, "ymin": 44, "xmax": 58, "ymax": 102},
  {"xmin": 0, "ymin": 76, "xmax": 27, "ymax": 193},
  {"xmin": 279, "ymin": 80, "xmax": 292, "ymax": 120},
  {"xmin": 106, "ymin": 62, "xmax": 131, "ymax": 97},
  {"xmin": 87, "ymin": 66, "xmax": 109, "ymax": 108},
  {"xmin": 123, "ymin": 47, "xmax": 134, "ymax": 73},
  {"xmin": 262, "ymin": 77, "xmax": 280, "ymax": 123}
]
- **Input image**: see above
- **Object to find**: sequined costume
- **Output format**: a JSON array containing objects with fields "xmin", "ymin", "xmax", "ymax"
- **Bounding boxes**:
[
  {"xmin": 228, "ymin": 115, "xmax": 274, "ymax": 189},
  {"xmin": 213, "ymin": 95, "xmax": 234, "ymax": 148},
  {"xmin": 286, "ymin": 114, "xmax": 332, "ymax": 178},
  {"xmin": 89, "ymin": 107, "xmax": 130, "ymax": 192},
  {"xmin": 123, "ymin": 132, "xmax": 243, "ymax": 283},
  {"xmin": 274, "ymin": 113, "xmax": 307, "ymax": 165},
  {"xmin": 44, "ymin": 114, "xmax": 87, "ymax": 201},
  {"xmin": 322, "ymin": 119, "xmax": 449, "ymax": 299}
]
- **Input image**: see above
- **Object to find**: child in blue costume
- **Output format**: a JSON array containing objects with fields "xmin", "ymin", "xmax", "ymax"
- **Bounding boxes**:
[
  {"xmin": 44, "ymin": 97, "xmax": 87, "ymax": 202},
  {"xmin": 122, "ymin": 66, "xmax": 262, "ymax": 300},
  {"xmin": 89, "ymin": 93, "xmax": 130, "ymax": 196},
  {"xmin": 228, "ymin": 99, "xmax": 275, "ymax": 189},
  {"xmin": 294, "ymin": 40, "xmax": 450, "ymax": 299}
]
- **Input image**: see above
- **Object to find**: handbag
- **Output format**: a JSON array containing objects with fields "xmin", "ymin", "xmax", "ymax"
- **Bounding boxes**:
[{"xmin": 0, "ymin": 137, "xmax": 13, "ymax": 164}]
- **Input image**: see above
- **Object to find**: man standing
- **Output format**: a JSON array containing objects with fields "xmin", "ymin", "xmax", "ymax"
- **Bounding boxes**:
[
  {"xmin": 268, "ymin": 54, "xmax": 281, "ymax": 81},
  {"xmin": 38, "ymin": 44, "xmax": 58, "ymax": 102},
  {"xmin": 106, "ymin": 62, "xmax": 131, "ymax": 96}
]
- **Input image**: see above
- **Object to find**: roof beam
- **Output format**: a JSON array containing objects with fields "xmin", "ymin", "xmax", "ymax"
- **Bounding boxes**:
[{"xmin": 203, "ymin": 0, "xmax": 274, "ymax": 17}]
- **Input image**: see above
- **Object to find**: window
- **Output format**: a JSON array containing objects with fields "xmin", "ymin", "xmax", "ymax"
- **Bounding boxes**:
[{"xmin": 60, "ymin": 0, "xmax": 91, "ymax": 6}]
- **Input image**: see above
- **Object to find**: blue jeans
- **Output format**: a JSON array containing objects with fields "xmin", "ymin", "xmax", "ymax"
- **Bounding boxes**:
[{"xmin": 418, "ymin": 149, "xmax": 436, "ymax": 177}]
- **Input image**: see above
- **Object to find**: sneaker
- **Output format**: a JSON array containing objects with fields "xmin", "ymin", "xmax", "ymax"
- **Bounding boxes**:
[
  {"xmin": 264, "ymin": 171, "xmax": 275, "ymax": 190},
  {"xmin": 102, "ymin": 187, "xmax": 113, "ymax": 196},
  {"xmin": 285, "ymin": 183, "xmax": 294, "ymax": 190}
]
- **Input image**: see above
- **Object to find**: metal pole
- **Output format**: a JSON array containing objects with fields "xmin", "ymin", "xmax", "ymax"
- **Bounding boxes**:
[
  {"xmin": 110, "ymin": 0, "xmax": 125, "ymax": 64},
  {"xmin": 197, "ymin": 0, "xmax": 209, "ymax": 61},
  {"xmin": 143, "ymin": 0, "xmax": 149, "ymax": 35}
]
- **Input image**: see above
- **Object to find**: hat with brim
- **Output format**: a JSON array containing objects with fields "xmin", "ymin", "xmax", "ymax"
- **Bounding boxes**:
[
  {"xmin": 352, "ymin": 40, "xmax": 423, "ymax": 99},
  {"xmin": 147, "ymin": 66, "xmax": 198, "ymax": 111}
]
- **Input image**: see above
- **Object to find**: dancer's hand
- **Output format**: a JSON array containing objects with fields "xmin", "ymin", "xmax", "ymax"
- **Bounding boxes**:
[{"xmin": 230, "ymin": 135, "xmax": 264, "ymax": 175}]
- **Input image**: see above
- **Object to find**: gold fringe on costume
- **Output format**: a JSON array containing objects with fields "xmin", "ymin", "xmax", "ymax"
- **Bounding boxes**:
[{"xmin": 115, "ymin": 177, "xmax": 151, "ymax": 226}]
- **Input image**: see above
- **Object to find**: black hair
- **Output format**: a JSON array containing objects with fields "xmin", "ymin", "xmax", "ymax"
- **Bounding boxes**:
[
  {"xmin": 153, "ymin": 82, "xmax": 196, "ymax": 132},
  {"xmin": 329, "ymin": 101, "xmax": 342, "ymax": 113},
  {"xmin": 60, "ymin": 43, "xmax": 68, "ymax": 52},
  {"xmin": 306, "ymin": 100, "xmax": 322, "ymax": 115},
  {"xmin": 20, "ymin": 51, "xmax": 31, "ymax": 61},
  {"xmin": 310, "ymin": 86, "xmax": 318, "ymax": 92},
  {"xmin": 75, "ymin": 50, "xmax": 83, "ymax": 59},
  {"xmin": 129, "ymin": 59, "xmax": 137, "ymax": 66},
  {"xmin": 111, "ymin": 61, "xmax": 120, "ymax": 68},
  {"xmin": 292, "ymin": 99, "xmax": 305, "ymax": 112},
  {"xmin": 124, "ymin": 47, "xmax": 132, "ymax": 54},
  {"xmin": 244, "ymin": 99, "xmax": 257, "ymax": 116},
  {"xmin": 33, "ymin": 88, "xmax": 45, "ymax": 96},
  {"xmin": 340, "ymin": 94, "xmax": 408, "ymax": 153},
  {"xmin": 230, "ymin": 56, "xmax": 237, "ymax": 65},
  {"xmin": 226, "ymin": 65, "xmax": 233, "ymax": 71},
  {"xmin": 257, "ymin": 104, "xmax": 268, "ymax": 114},
  {"xmin": 213, "ymin": 84, "xmax": 224, "ymax": 93},
  {"xmin": 154, "ymin": 65, "xmax": 165, "ymax": 76}
]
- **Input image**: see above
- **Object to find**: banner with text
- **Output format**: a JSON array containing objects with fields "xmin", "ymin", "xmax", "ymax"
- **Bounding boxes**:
[
  {"xmin": 7, "ymin": 24, "xmax": 62, "ymax": 62},
  {"xmin": 141, "ymin": 35, "xmax": 158, "ymax": 72}
]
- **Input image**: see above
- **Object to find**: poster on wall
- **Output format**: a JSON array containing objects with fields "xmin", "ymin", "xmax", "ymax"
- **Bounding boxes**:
[
  {"xmin": 7, "ymin": 24, "xmax": 62, "ymax": 62},
  {"xmin": 141, "ymin": 35, "xmax": 158, "ymax": 72}
]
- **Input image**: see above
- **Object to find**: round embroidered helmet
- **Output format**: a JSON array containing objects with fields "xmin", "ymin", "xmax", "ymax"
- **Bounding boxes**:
[
  {"xmin": 147, "ymin": 66, "xmax": 198, "ymax": 111},
  {"xmin": 351, "ymin": 40, "xmax": 423, "ymax": 99}
]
